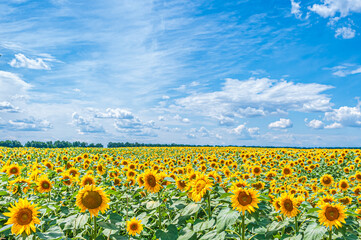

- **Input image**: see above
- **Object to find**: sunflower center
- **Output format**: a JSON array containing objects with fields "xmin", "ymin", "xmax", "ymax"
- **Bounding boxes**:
[
  {"xmin": 82, "ymin": 191, "xmax": 103, "ymax": 209},
  {"xmin": 283, "ymin": 199, "xmax": 293, "ymax": 211},
  {"xmin": 17, "ymin": 208, "xmax": 33, "ymax": 225},
  {"xmin": 10, "ymin": 168, "xmax": 18, "ymax": 174},
  {"xmin": 178, "ymin": 180, "xmax": 186, "ymax": 188},
  {"xmin": 254, "ymin": 168, "xmax": 260, "ymax": 174},
  {"xmin": 42, "ymin": 181, "xmax": 50, "ymax": 189},
  {"xmin": 237, "ymin": 192, "xmax": 252, "ymax": 206},
  {"xmin": 85, "ymin": 179, "xmax": 93, "ymax": 185},
  {"xmin": 130, "ymin": 223, "xmax": 138, "ymax": 231},
  {"xmin": 341, "ymin": 182, "xmax": 347, "ymax": 188},
  {"xmin": 283, "ymin": 168, "xmax": 291, "ymax": 175},
  {"xmin": 195, "ymin": 180, "xmax": 206, "ymax": 192},
  {"xmin": 323, "ymin": 177, "xmax": 331, "ymax": 184},
  {"xmin": 325, "ymin": 207, "xmax": 339, "ymax": 221},
  {"xmin": 146, "ymin": 175, "xmax": 157, "ymax": 188}
]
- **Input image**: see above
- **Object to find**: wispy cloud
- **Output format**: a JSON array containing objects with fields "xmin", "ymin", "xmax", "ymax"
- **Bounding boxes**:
[{"xmin": 9, "ymin": 53, "xmax": 51, "ymax": 70}]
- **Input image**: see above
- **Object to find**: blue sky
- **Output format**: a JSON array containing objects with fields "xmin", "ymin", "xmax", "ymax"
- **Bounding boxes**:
[{"xmin": 1, "ymin": 0, "xmax": 361, "ymax": 147}]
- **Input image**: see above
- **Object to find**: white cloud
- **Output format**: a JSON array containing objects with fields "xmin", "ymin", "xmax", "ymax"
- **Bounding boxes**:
[
  {"xmin": 305, "ymin": 119, "xmax": 325, "ymax": 129},
  {"xmin": 269, "ymin": 118, "xmax": 293, "ymax": 129},
  {"xmin": 232, "ymin": 124, "xmax": 260, "ymax": 139},
  {"xmin": 94, "ymin": 108, "xmax": 134, "ymax": 119},
  {"xmin": 309, "ymin": 0, "xmax": 361, "ymax": 18},
  {"xmin": 329, "ymin": 64, "xmax": 361, "ymax": 77},
  {"xmin": 0, "ymin": 101, "xmax": 20, "ymax": 113},
  {"xmin": 325, "ymin": 105, "xmax": 361, "ymax": 127},
  {"xmin": 291, "ymin": 0, "xmax": 302, "ymax": 19},
  {"xmin": 335, "ymin": 27, "xmax": 356, "ymax": 39},
  {"xmin": 158, "ymin": 116, "xmax": 166, "ymax": 121},
  {"xmin": 174, "ymin": 114, "xmax": 190, "ymax": 123},
  {"xmin": 325, "ymin": 122, "xmax": 343, "ymax": 128},
  {"xmin": 0, "ymin": 71, "xmax": 31, "ymax": 101},
  {"xmin": 9, "ymin": 53, "xmax": 51, "ymax": 70},
  {"xmin": 176, "ymin": 78, "xmax": 333, "ymax": 123},
  {"xmin": 8, "ymin": 117, "xmax": 52, "ymax": 131},
  {"xmin": 71, "ymin": 112, "xmax": 105, "ymax": 134},
  {"xmin": 238, "ymin": 107, "xmax": 266, "ymax": 117},
  {"xmin": 162, "ymin": 95, "xmax": 170, "ymax": 100}
]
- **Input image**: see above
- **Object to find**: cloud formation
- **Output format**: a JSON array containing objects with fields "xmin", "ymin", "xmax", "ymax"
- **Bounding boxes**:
[
  {"xmin": 9, "ymin": 53, "xmax": 51, "ymax": 70},
  {"xmin": 269, "ymin": 118, "xmax": 293, "ymax": 129},
  {"xmin": 176, "ymin": 78, "xmax": 333, "ymax": 124}
]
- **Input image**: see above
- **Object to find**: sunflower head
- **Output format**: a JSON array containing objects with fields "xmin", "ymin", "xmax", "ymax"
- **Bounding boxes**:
[
  {"xmin": 320, "ymin": 174, "xmax": 334, "ymax": 187},
  {"xmin": 3, "ymin": 198, "xmax": 41, "ymax": 236},
  {"xmin": 278, "ymin": 193, "xmax": 300, "ymax": 218},
  {"xmin": 143, "ymin": 170, "xmax": 162, "ymax": 193},
  {"xmin": 318, "ymin": 202, "xmax": 347, "ymax": 229},
  {"xmin": 231, "ymin": 188, "xmax": 260, "ymax": 214},
  {"xmin": 37, "ymin": 176, "xmax": 52, "ymax": 193},
  {"xmin": 76, "ymin": 185, "xmax": 110, "ymax": 218},
  {"xmin": 126, "ymin": 217, "xmax": 143, "ymax": 236}
]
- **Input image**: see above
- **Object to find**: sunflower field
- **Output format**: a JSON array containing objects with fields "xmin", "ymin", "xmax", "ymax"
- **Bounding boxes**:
[{"xmin": 0, "ymin": 147, "xmax": 360, "ymax": 240}]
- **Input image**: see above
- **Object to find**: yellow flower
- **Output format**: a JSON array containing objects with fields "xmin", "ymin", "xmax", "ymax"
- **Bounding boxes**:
[
  {"xmin": 318, "ymin": 202, "xmax": 347, "ymax": 229},
  {"xmin": 3, "ymin": 198, "xmax": 41, "ymax": 236},
  {"xmin": 279, "ymin": 193, "xmax": 299, "ymax": 218},
  {"xmin": 320, "ymin": 174, "xmax": 334, "ymax": 187},
  {"xmin": 231, "ymin": 188, "xmax": 260, "ymax": 214},
  {"xmin": 76, "ymin": 185, "xmax": 110, "ymax": 218},
  {"xmin": 189, "ymin": 174, "xmax": 213, "ymax": 202},
  {"xmin": 37, "ymin": 175, "xmax": 52, "ymax": 193},
  {"xmin": 126, "ymin": 217, "xmax": 143, "ymax": 236},
  {"xmin": 143, "ymin": 170, "xmax": 162, "ymax": 193},
  {"xmin": 80, "ymin": 175, "xmax": 96, "ymax": 187}
]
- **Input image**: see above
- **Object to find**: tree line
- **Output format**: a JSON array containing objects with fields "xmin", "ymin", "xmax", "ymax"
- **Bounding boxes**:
[{"xmin": 107, "ymin": 142, "xmax": 214, "ymax": 148}]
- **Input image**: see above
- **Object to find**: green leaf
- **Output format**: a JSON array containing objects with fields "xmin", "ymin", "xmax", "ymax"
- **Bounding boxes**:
[
  {"xmin": 193, "ymin": 219, "xmax": 215, "ymax": 232},
  {"xmin": 303, "ymin": 222, "xmax": 327, "ymax": 240},
  {"xmin": 98, "ymin": 222, "xmax": 118, "ymax": 231},
  {"xmin": 74, "ymin": 214, "xmax": 89, "ymax": 229},
  {"xmin": 156, "ymin": 224, "xmax": 179, "ymax": 240},
  {"xmin": 177, "ymin": 230, "xmax": 197, "ymax": 240},
  {"xmin": 216, "ymin": 208, "xmax": 239, "ymax": 233},
  {"xmin": 199, "ymin": 230, "xmax": 226, "ymax": 240},
  {"xmin": 146, "ymin": 200, "xmax": 161, "ymax": 210},
  {"xmin": 0, "ymin": 191, "xmax": 8, "ymax": 196},
  {"xmin": 37, "ymin": 226, "xmax": 64, "ymax": 239},
  {"xmin": 181, "ymin": 203, "xmax": 200, "ymax": 216},
  {"xmin": 0, "ymin": 224, "xmax": 11, "ymax": 233}
]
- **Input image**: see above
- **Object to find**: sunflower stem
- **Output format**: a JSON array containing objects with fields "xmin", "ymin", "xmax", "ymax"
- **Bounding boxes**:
[
  {"xmin": 207, "ymin": 191, "xmax": 212, "ymax": 219},
  {"xmin": 329, "ymin": 227, "xmax": 332, "ymax": 240},
  {"xmin": 294, "ymin": 215, "xmax": 299, "ymax": 233},
  {"xmin": 241, "ymin": 213, "xmax": 245, "ymax": 240},
  {"xmin": 93, "ymin": 216, "xmax": 97, "ymax": 240},
  {"xmin": 158, "ymin": 191, "xmax": 162, "ymax": 230}
]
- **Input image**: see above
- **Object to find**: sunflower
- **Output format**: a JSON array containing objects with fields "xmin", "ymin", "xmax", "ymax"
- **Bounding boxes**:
[
  {"xmin": 231, "ymin": 188, "xmax": 259, "ymax": 214},
  {"xmin": 189, "ymin": 174, "xmax": 213, "ymax": 202},
  {"xmin": 61, "ymin": 174, "xmax": 73, "ymax": 186},
  {"xmin": 3, "ymin": 198, "xmax": 41, "ymax": 236},
  {"xmin": 279, "ymin": 194, "xmax": 299, "ymax": 218},
  {"xmin": 282, "ymin": 166, "xmax": 293, "ymax": 176},
  {"xmin": 76, "ymin": 185, "xmax": 109, "ymax": 218},
  {"xmin": 338, "ymin": 179, "xmax": 349, "ymax": 191},
  {"xmin": 176, "ymin": 178, "xmax": 187, "ymax": 191},
  {"xmin": 320, "ymin": 174, "xmax": 334, "ymax": 187},
  {"xmin": 318, "ymin": 202, "xmax": 347, "ymax": 229},
  {"xmin": 126, "ymin": 217, "xmax": 143, "ymax": 236},
  {"xmin": 80, "ymin": 175, "xmax": 96, "ymax": 187},
  {"xmin": 37, "ymin": 176, "xmax": 52, "ymax": 193},
  {"xmin": 143, "ymin": 170, "xmax": 162, "ymax": 193},
  {"xmin": 7, "ymin": 164, "xmax": 21, "ymax": 176},
  {"xmin": 252, "ymin": 165, "xmax": 262, "ymax": 176}
]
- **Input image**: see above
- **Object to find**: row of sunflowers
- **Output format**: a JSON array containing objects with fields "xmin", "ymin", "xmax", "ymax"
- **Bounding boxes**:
[{"xmin": 0, "ymin": 147, "xmax": 360, "ymax": 239}]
